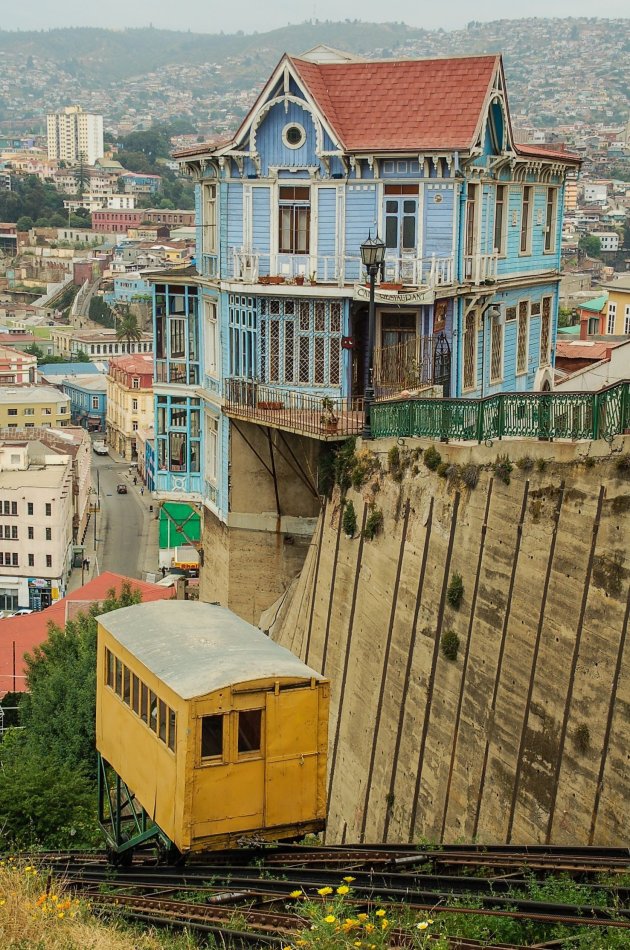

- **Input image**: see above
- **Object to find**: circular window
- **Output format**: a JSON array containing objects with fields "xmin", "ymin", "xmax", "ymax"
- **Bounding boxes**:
[
  {"xmin": 283, "ymin": 123, "xmax": 306, "ymax": 149},
  {"xmin": 434, "ymin": 193, "xmax": 443, "ymax": 204}
]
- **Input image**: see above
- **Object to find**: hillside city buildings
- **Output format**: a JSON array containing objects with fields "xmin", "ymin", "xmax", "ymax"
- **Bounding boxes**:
[
  {"xmin": 46, "ymin": 105, "xmax": 104, "ymax": 167},
  {"xmin": 106, "ymin": 353, "xmax": 154, "ymax": 461}
]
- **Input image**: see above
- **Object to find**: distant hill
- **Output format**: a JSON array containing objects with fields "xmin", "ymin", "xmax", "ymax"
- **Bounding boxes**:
[{"xmin": 0, "ymin": 22, "xmax": 421, "ymax": 84}]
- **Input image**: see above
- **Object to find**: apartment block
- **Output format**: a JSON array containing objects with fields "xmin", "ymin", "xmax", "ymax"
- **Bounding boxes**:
[
  {"xmin": 106, "ymin": 354, "xmax": 154, "ymax": 460},
  {"xmin": 46, "ymin": 105, "xmax": 104, "ymax": 166},
  {"xmin": 0, "ymin": 385, "xmax": 70, "ymax": 429}
]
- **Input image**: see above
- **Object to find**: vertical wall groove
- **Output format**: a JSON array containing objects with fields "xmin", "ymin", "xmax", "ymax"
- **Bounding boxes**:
[
  {"xmin": 327, "ymin": 503, "xmax": 368, "ymax": 808},
  {"xmin": 588, "ymin": 583, "xmax": 630, "ymax": 844},
  {"xmin": 408, "ymin": 492, "xmax": 461, "ymax": 842},
  {"xmin": 320, "ymin": 501, "xmax": 343, "ymax": 675},
  {"xmin": 383, "ymin": 497, "xmax": 434, "ymax": 842},
  {"xmin": 473, "ymin": 480, "xmax": 530, "ymax": 839},
  {"xmin": 440, "ymin": 480, "xmax": 494, "ymax": 840},
  {"xmin": 359, "ymin": 499, "xmax": 411, "ymax": 842},
  {"xmin": 506, "ymin": 482, "xmax": 565, "ymax": 842},
  {"xmin": 545, "ymin": 485, "xmax": 605, "ymax": 843},
  {"xmin": 304, "ymin": 499, "xmax": 326, "ymax": 666}
]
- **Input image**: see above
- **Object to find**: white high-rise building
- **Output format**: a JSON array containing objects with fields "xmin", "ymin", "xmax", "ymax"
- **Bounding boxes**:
[{"xmin": 46, "ymin": 106, "xmax": 104, "ymax": 166}]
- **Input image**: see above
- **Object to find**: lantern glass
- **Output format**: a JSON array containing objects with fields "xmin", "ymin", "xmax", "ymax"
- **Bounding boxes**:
[{"xmin": 360, "ymin": 233, "xmax": 386, "ymax": 269}]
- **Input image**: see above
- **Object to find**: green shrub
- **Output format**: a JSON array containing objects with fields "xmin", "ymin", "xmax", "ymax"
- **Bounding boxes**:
[
  {"xmin": 536, "ymin": 457, "xmax": 547, "ymax": 472},
  {"xmin": 494, "ymin": 454, "xmax": 513, "ymax": 484},
  {"xmin": 363, "ymin": 507, "xmax": 383, "ymax": 540},
  {"xmin": 574, "ymin": 723, "xmax": 590, "ymax": 754},
  {"xmin": 583, "ymin": 455, "xmax": 596, "ymax": 468},
  {"xmin": 424, "ymin": 445, "xmax": 442, "ymax": 471},
  {"xmin": 342, "ymin": 500, "xmax": 357, "ymax": 537},
  {"xmin": 516, "ymin": 455, "xmax": 534, "ymax": 471},
  {"xmin": 333, "ymin": 438, "xmax": 357, "ymax": 493},
  {"xmin": 461, "ymin": 463, "xmax": 479, "ymax": 489},
  {"xmin": 441, "ymin": 629, "xmax": 460, "ymax": 661},
  {"xmin": 388, "ymin": 445, "xmax": 404, "ymax": 482},
  {"xmin": 446, "ymin": 572, "xmax": 464, "ymax": 610},
  {"xmin": 436, "ymin": 461, "xmax": 449, "ymax": 478}
]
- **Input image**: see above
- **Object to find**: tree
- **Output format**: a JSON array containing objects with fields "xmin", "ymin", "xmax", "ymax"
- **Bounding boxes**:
[
  {"xmin": 115, "ymin": 306, "xmax": 143, "ymax": 350},
  {"xmin": 578, "ymin": 233, "xmax": 602, "ymax": 258},
  {"xmin": 0, "ymin": 583, "xmax": 144, "ymax": 849},
  {"xmin": 16, "ymin": 215, "xmax": 34, "ymax": 232},
  {"xmin": 24, "ymin": 343, "xmax": 44, "ymax": 361}
]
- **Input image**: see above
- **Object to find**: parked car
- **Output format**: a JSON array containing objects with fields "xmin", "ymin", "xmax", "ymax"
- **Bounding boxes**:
[
  {"xmin": 13, "ymin": 607, "xmax": 34, "ymax": 616},
  {"xmin": 93, "ymin": 441, "xmax": 108, "ymax": 456},
  {"xmin": 116, "ymin": 484, "xmax": 128, "ymax": 494}
]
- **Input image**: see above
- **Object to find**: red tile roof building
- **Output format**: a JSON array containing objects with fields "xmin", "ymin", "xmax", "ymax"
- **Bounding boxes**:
[{"xmin": 0, "ymin": 572, "xmax": 174, "ymax": 696}]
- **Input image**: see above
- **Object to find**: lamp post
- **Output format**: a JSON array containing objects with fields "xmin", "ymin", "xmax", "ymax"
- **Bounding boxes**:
[{"xmin": 360, "ymin": 232, "xmax": 385, "ymax": 439}]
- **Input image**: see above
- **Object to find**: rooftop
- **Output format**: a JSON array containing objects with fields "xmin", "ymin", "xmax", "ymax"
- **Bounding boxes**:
[
  {"xmin": 0, "ymin": 573, "xmax": 174, "ymax": 696},
  {"xmin": 99, "ymin": 601, "xmax": 325, "ymax": 700},
  {"xmin": 0, "ymin": 384, "xmax": 69, "ymax": 405},
  {"xmin": 39, "ymin": 362, "xmax": 101, "ymax": 377},
  {"xmin": 576, "ymin": 294, "xmax": 608, "ymax": 312},
  {"xmin": 108, "ymin": 353, "xmax": 153, "ymax": 376}
]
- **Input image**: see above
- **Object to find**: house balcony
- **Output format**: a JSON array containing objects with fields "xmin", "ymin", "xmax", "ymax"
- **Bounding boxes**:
[
  {"xmin": 463, "ymin": 251, "xmax": 498, "ymax": 284},
  {"xmin": 227, "ymin": 248, "xmax": 456, "ymax": 293},
  {"xmin": 224, "ymin": 379, "xmax": 364, "ymax": 440}
]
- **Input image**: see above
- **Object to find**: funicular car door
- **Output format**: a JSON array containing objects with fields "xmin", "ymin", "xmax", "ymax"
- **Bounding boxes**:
[{"xmin": 264, "ymin": 684, "xmax": 320, "ymax": 828}]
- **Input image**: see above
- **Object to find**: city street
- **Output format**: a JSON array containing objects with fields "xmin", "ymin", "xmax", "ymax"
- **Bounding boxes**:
[{"xmin": 87, "ymin": 451, "xmax": 157, "ymax": 580}]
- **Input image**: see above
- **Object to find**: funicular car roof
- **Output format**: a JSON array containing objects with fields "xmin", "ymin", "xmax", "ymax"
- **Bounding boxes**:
[{"xmin": 99, "ymin": 601, "xmax": 325, "ymax": 700}]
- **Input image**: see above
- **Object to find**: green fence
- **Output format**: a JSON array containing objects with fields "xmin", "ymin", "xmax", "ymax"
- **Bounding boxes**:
[{"xmin": 371, "ymin": 380, "xmax": 630, "ymax": 444}]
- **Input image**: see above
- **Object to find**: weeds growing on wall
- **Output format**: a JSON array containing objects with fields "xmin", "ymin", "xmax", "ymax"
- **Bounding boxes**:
[
  {"xmin": 574, "ymin": 723, "xmax": 590, "ymax": 754},
  {"xmin": 424, "ymin": 445, "xmax": 442, "ymax": 471},
  {"xmin": 446, "ymin": 572, "xmax": 464, "ymax": 610},
  {"xmin": 342, "ymin": 500, "xmax": 357, "ymax": 538},
  {"xmin": 516, "ymin": 456, "xmax": 534, "ymax": 471},
  {"xmin": 461, "ymin": 464, "xmax": 479, "ymax": 489},
  {"xmin": 441, "ymin": 629, "xmax": 460, "ymax": 661},
  {"xmin": 615, "ymin": 453, "xmax": 630, "ymax": 479},
  {"xmin": 363, "ymin": 507, "xmax": 384, "ymax": 540},
  {"xmin": 493, "ymin": 454, "xmax": 513, "ymax": 484}
]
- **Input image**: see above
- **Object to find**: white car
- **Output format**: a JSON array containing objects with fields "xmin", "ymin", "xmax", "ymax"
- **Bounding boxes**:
[
  {"xmin": 13, "ymin": 608, "xmax": 34, "ymax": 616},
  {"xmin": 93, "ymin": 441, "xmax": 108, "ymax": 456}
]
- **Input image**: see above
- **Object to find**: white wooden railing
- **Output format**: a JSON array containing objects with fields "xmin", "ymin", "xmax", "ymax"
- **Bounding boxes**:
[
  {"xmin": 228, "ymin": 247, "xmax": 456, "ymax": 289},
  {"xmin": 463, "ymin": 251, "xmax": 499, "ymax": 284}
]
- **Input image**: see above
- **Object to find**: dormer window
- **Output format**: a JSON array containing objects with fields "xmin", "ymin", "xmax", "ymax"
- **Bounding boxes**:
[{"xmin": 282, "ymin": 123, "xmax": 306, "ymax": 149}]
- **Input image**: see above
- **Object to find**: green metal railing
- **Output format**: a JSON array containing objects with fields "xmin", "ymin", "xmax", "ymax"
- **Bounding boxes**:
[{"xmin": 371, "ymin": 380, "xmax": 630, "ymax": 444}]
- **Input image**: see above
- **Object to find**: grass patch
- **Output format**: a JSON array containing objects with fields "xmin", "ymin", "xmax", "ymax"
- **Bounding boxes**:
[
  {"xmin": 440, "ymin": 629, "xmax": 460, "ymax": 661},
  {"xmin": 423, "ymin": 445, "xmax": 442, "ymax": 471}
]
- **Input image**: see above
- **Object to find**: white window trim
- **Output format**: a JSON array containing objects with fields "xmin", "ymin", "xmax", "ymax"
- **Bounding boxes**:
[
  {"xmin": 489, "ymin": 317, "xmax": 504, "ymax": 385},
  {"xmin": 606, "ymin": 302, "xmax": 616, "ymax": 335},
  {"xmin": 204, "ymin": 298, "xmax": 219, "ymax": 379},
  {"xmin": 624, "ymin": 305, "xmax": 630, "ymax": 336},
  {"xmin": 516, "ymin": 300, "xmax": 530, "ymax": 376},
  {"xmin": 282, "ymin": 122, "xmax": 306, "ymax": 150}
]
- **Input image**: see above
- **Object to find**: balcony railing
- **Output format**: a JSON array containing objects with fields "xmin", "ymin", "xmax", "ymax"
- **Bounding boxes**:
[
  {"xmin": 228, "ymin": 248, "xmax": 456, "ymax": 290},
  {"xmin": 373, "ymin": 334, "xmax": 449, "ymax": 399},
  {"xmin": 463, "ymin": 251, "xmax": 499, "ymax": 284},
  {"xmin": 224, "ymin": 379, "xmax": 364, "ymax": 439},
  {"xmin": 372, "ymin": 380, "xmax": 630, "ymax": 444}
]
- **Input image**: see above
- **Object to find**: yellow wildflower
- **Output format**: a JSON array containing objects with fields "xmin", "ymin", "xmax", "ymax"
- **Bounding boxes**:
[
  {"xmin": 58, "ymin": 911, "xmax": 65, "ymax": 919},
  {"xmin": 343, "ymin": 875, "xmax": 355, "ymax": 882},
  {"xmin": 317, "ymin": 886, "xmax": 333, "ymax": 896},
  {"xmin": 289, "ymin": 890, "xmax": 303, "ymax": 898},
  {"xmin": 357, "ymin": 913, "xmax": 368, "ymax": 921},
  {"xmin": 381, "ymin": 918, "xmax": 389, "ymax": 930},
  {"xmin": 364, "ymin": 922, "xmax": 374, "ymax": 933},
  {"xmin": 324, "ymin": 914, "xmax": 336, "ymax": 924},
  {"xmin": 428, "ymin": 919, "xmax": 434, "ymax": 924},
  {"xmin": 417, "ymin": 921, "xmax": 429, "ymax": 930},
  {"xmin": 337, "ymin": 884, "xmax": 350, "ymax": 895},
  {"xmin": 375, "ymin": 908, "xmax": 386, "ymax": 917}
]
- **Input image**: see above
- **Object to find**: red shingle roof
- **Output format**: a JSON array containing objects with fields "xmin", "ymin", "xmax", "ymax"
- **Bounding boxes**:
[
  {"xmin": 288, "ymin": 55, "xmax": 500, "ymax": 151},
  {"xmin": 0, "ymin": 572, "xmax": 173, "ymax": 696}
]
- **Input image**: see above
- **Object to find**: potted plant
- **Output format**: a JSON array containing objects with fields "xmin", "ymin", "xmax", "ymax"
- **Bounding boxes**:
[
  {"xmin": 320, "ymin": 395, "xmax": 339, "ymax": 433},
  {"xmin": 309, "ymin": 271, "xmax": 318, "ymax": 285},
  {"xmin": 295, "ymin": 274, "xmax": 305, "ymax": 286}
]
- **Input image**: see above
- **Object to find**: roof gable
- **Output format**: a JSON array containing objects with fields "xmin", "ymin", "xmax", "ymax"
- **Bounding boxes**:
[{"xmin": 288, "ymin": 54, "xmax": 501, "ymax": 152}]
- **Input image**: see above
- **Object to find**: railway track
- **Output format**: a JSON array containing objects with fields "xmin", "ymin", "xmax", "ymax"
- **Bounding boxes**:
[{"xmin": 19, "ymin": 844, "xmax": 630, "ymax": 949}]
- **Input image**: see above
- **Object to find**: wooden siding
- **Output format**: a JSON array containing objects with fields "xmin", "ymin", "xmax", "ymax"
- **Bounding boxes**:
[
  {"xmin": 345, "ymin": 184, "xmax": 377, "ymax": 262},
  {"xmin": 252, "ymin": 187, "xmax": 271, "ymax": 256},
  {"xmin": 317, "ymin": 187, "xmax": 337, "ymax": 260},
  {"xmin": 423, "ymin": 184, "xmax": 455, "ymax": 262},
  {"xmin": 256, "ymin": 100, "xmax": 319, "ymax": 173}
]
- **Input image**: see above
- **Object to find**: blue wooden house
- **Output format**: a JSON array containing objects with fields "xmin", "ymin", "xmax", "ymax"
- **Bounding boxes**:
[{"xmin": 151, "ymin": 48, "xmax": 579, "ymax": 617}]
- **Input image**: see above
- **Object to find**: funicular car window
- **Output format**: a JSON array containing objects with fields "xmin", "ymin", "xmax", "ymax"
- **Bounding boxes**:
[
  {"xmin": 238, "ymin": 709, "xmax": 262, "ymax": 754},
  {"xmin": 158, "ymin": 700, "xmax": 167, "ymax": 742},
  {"xmin": 149, "ymin": 691, "xmax": 158, "ymax": 731},
  {"xmin": 201, "ymin": 714, "xmax": 223, "ymax": 759},
  {"xmin": 140, "ymin": 684, "xmax": 148, "ymax": 723}
]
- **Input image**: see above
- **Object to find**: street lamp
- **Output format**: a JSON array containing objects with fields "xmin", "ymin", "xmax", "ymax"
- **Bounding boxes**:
[{"xmin": 360, "ymin": 231, "xmax": 385, "ymax": 439}]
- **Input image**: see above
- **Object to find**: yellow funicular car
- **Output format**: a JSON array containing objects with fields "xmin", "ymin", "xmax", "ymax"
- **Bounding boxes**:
[{"xmin": 96, "ymin": 601, "xmax": 329, "ymax": 861}]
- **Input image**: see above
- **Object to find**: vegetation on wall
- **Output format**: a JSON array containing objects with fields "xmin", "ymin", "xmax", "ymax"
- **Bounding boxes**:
[
  {"xmin": 342, "ymin": 500, "xmax": 357, "ymax": 538},
  {"xmin": 446, "ymin": 572, "xmax": 464, "ymax": 610},
  {"xmin": 363, "ymin": 507, "xmax": 384, "ymax": 541},
  {"xmin": 441, "ymin": 629, "xmax": 460, "ymax": 661},
  {"xmin": 89, "ymin": 295, "xmax": 116, "ymax": 328},
  {"xmin": 423, "ymin": 445, "xmax": 442, "ymax": 471}
]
